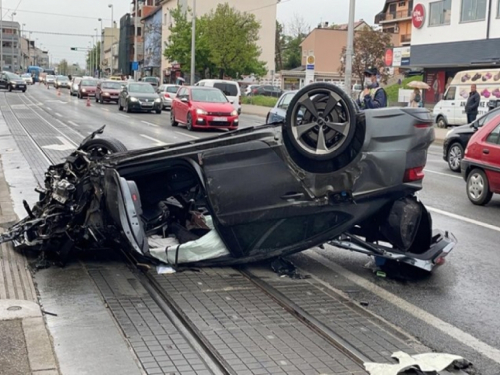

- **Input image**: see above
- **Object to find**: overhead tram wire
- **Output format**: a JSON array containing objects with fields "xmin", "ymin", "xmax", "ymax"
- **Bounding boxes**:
[
  {"xmin": 23, "ymin": 30, "xmax": 111, "ymax": 38},
  {"xmin": 1, "ymin": 7, "xmax": 110, "ymax": 21}
]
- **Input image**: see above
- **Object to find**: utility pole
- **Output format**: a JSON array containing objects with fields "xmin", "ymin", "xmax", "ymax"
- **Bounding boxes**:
[
  {"xmin": 134, "ymin": 0, "xmax": 138, "ymax": 80},
  {"xmin": 0, "ymin": 0, "xmax": 3, "ymax": 72},
  {"xmin": 98, "ymin": 18, "xmax": 103, "ymax": 78},
  {"xmin": 190, "ymin": 0, "xmax": 196, "ymax": 85},
  {"xmin": 94, "ymin": 29, "xmax": 98, "ymax": 77},
  {"xmin": 109, "ymin": 4, "xmax": 114, "ymax": 76},
  {"xmin": 345, "ymin": 0, "xmax": 355, "ymax": 97}
]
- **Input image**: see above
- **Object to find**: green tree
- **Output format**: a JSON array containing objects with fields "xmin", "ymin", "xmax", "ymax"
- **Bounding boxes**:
[
  {"xmin": 58, "ymin": 59, "xmax": 68, "ymax": 75},
  {"xmin": 282, "ymin": 15, "xmax": 309, "ymax": 70},
  {"xmin": 163, "ymin": 6, "xmax": 214, "ymax": 81},
  {"xmin": 204, "ymin": 3, "xmax": 266, "ymax": 78},
  {"xmin": 339, "ymin": 28, "xmax": 393, "ymax": 86},
  {"xmin": 275, "ymin": 21, "xmax": 285, "ymax": 72}
]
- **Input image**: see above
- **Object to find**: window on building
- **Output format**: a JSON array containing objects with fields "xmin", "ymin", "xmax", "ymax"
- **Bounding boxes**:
[
  {"xmin": 461, "ymin": 0, "xmax": 487, "ymax": 22},
  {"xmin": 399, "ymin": 1, "xmax": 406, "ymax": 6},
  {"xmin": 429, "ymin": 0, "xmax": 452, "ymax": 25},
  {"xmin": 497, "ymin": 0, "xmax": 500, "ymax": 17}
]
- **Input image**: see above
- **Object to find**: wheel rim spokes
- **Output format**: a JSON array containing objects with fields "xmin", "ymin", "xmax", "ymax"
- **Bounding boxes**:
[{"xmin": 469, "ymin": 174, "xmax": 484, "ymax": 199}]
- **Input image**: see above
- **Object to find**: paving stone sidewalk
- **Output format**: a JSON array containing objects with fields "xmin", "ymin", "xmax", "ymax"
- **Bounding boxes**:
[{"xmin": 0, "ymin": 154, "xmax": 60, "ymax": 375}]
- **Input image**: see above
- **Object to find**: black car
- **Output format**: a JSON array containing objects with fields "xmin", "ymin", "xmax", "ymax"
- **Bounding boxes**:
[
  {"xmin": 443, "ymin": 107, "xmax": 500, "ymax": 172},
  {"xmin": 0, "ymin": 71, "xmax": 27, "ymax": 92},
  {"xmin": 252, "ymin": 85, "xmax": 283, "ymax": 97},
  {"xmin": 404, "ymin": 69, "xmax": 424, "ymax": 78},
  {"xmin": 0, "ymin": 83, "xmax": 455, "ymax": 273},
  {"xmin": 118, "ymin": 82, "xmax": 162, "ymax": 114}
]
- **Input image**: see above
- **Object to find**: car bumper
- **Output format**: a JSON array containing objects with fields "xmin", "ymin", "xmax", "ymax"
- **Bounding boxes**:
[
  {"xmin": 161, "ymin": 98, "xmax": 173, "ymax": 107},
  {"xmin": 80, "ymin": 91, "xmax": 96, "ymax": 97},
  {"xmin": 101, "ymin": 94, "xmax": 120, "ymax": 101},
  {"xmin": 11, "ymin": 85, "xmax": 26, "ymax": 91},
  {"xmin": 129, "ymin": 101, "xmax": 162, "ymax": 111},
  {"xmin": 192, "ymin": 114, "xmax": 239, "ymax": 130}
]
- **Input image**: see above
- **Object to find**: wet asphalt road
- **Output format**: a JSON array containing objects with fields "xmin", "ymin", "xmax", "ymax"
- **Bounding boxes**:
[{"xmin": 13, "ymin": 85, "xmax": 500, "ymax": 374}]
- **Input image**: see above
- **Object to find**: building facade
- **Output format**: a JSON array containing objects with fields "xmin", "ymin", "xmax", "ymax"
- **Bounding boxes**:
[
  {"xmin": 143, "ymin": 6, "xmax": 162, "ymax": 78},
  {"xmin": 0, "ymin": 21, "xmax": 21, "ymax": 72},
  {"xmin": 118, "ymin": 13, "xmax": 133, "ymax": 75},
  {"xmin": 375, "ymin": 0, "xmax": 414, "ymax": 46},
  {"xmin": 101, "ymin": 26, "xmax": 120, "ymax": 75},
  {"xmin": 410, "ymin": 0, "xmax": 500, "ymax": 103},
  {"xmin": 160, "ymin": 0, "xmax": 277, "ymax": 83}
]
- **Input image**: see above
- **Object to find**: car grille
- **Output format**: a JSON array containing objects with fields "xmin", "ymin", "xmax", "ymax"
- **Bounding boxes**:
[
  {"xmin": 208, "ymin": 112, "xmax": 232, "ymax": 116},
  {"xmin": 209, "ymin": 121, "xmax": 231, "ymax": 127}
]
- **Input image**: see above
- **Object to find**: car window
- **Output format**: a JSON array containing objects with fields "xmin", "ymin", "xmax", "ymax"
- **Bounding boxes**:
[
  {"xmin": 81, "ymin": 80, "xmax": 97, "ymax": 86},
  {"xmin": 5, "ymin": 72, "xmax": 21, "ymax": 80},
  {"xmin": 129, "ymin": 83, "xmax": 155, "ymax": 93},
  {"xmin": 102, "ymin": 82, "xmax": 122, "ymax": 89},
  {"xmin": 444, "ymin": 87, "xmax": 456, "ymax": 101},
  {"xmin": 191, "ymin": 88, "xmax": 228, "ymax": 103},
  {"xmin": 486, "ymin": 124, "xmax": 500, "ymax": 144},
  {"xmin": 177, "ymin": 87, "xmax": 187, "ymax": 97},
  {"xmin": 477, "ymin": 110, "xmax": 499, "ymax": 127},
  {"xmin": 166, "ymin": 86, "xmax": 179, "ymax": 94},
  {"xmin": 197, "ymin": 81, "xmax": 205, "ymax": 87},
  {"xmin": 278, "ymin": 93, "xmax": 294, "ymax": 110},
  {"xmin": 213, "ymin": 82, "xmax": 238, "ymax": 97}
]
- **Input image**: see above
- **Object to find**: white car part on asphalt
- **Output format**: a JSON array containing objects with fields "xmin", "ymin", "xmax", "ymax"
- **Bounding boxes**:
[
  {"xmin": 364, "ymin": 351, "xmax": 469, "ymax": 375},
  {"xmin": 148, "ymin": 215, "xmax": 230, "ymax": 265}
]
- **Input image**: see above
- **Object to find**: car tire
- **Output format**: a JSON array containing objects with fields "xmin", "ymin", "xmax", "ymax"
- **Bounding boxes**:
[
  {"xmin": 80, "ymin": 137, "xmax": 128, "ymax": 160},
  {"xmin": 467, "ymin": 168, "xmax": 493, "ymax": 205},
  {"xmin": 8, "ymin": 85, "xmax": 12, "ymax": 92},
  {"xmin": 186, "ymin": 113, "xmax": 193, "ymax": 131},
  {"xmin": 170, "ymin": 110, "xmax": 178, "ymax": 126},
  {"xmin": 282, "ymin": 82, "xmax": 364, "ymax": 173},
  {"xmin": 155, "ymin": 109, "xmax": 161, "ymax": 114},
  {"xmin": 125, "ymin": 102, "xmax": 131, "ymax": 113},
  {"xmin": 447, "ymin": 142, "xmax": 464, "ymax": 172},
  {"xmin": 436, "ymin": 116, "xmax": 447, "ymax": 128}
]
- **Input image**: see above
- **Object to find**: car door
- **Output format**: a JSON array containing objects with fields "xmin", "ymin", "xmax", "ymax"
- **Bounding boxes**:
[
  {"xmin": 481, "ymin": 123, "xmax": 500, "ymax": 191},
  {"xmin": 269, "ymin": 92, "xmax": 291, "ymax": 123},
  {"xmin": 0, "ymin": 73, "xmax": 7, "ymax": 89},
  {"xmin": 200, "ymin": 140, "xmax": 342, "ymax": 260},
  {"xmin": 176, "ymin": 87, "xmax": 189, "ymax": 122},
  {"xmin": 441, "ymin": 86, "xmax": 457, "ymax": 124}
]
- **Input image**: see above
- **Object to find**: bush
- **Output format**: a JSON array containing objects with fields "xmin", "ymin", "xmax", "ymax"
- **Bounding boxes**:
[
  {"xmin": 242, "ymin": 95, "xmax": 278, "ymax": 107},
  {"xmin": 385, "ymin": 75, "xmax": 424, "ymax": 104}
]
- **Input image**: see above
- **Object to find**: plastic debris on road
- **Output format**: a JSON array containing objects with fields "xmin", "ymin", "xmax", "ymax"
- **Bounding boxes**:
[{"xmin": 364, "ymin": 351, "xmax": 470, "ymax": 375}]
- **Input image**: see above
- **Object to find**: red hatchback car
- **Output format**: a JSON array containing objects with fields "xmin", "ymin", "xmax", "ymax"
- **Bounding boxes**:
[
  {"xmin": 461, "ymin": 113, "xmax": 500, "ymax": 205},
  {"xmin": 171, "ymin": 86, "xmax": 239, "ymax": 131}
]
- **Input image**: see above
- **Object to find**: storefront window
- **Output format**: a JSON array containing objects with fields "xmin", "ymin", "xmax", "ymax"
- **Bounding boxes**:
[
  {"xmin": 429, "ymin": 0, "xmax": 452, "ymax": 26},
  {"xmin": 461, "ymin": 0, "xmax": 487, "ymax": 22}
]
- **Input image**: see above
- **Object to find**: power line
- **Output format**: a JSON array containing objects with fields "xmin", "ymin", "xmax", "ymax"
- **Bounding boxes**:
[
  {"xmin": 24, "ymin": 30, "xmax": 103, "ymax": 38},
  {"xmin": 2, "ymin": 7, "xmax": 110, "ymax": 21},
  {"xmin": 245, "ymin": 0, "xmax": 290, "ymax": 13}
]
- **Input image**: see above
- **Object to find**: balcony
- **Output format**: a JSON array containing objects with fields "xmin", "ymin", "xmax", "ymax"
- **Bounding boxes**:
[
  {"xmin": 376, "ymin": 10, "xmax": 412, "ymax": 24},
  {"xmin": 400, "ymin": 34, "xmax": 411, "ymax": 44}
]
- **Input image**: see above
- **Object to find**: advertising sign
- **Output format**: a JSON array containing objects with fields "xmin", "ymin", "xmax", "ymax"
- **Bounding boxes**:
[
  {"xmin": 392, "ymin": 47, "xmax": 411, "ymax": 67},
  {"xmin": 385, "ymin": 49, "xmax": 393, "ymax": 66},
  {"xmin": 412, "ymin": 4, "xmax": 425, "ymax": 29}
]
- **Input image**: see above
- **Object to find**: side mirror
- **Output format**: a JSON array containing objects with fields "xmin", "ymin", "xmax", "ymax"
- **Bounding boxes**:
[{"xmin": 181, "ymin": 97, "xmax": 189, "ymax": 103}]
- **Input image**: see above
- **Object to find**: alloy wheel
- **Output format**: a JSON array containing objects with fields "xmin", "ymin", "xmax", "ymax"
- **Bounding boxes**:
[
  {"xmin": 468, "ymin": 172, "xmax": 485, "ymax": 200},
  {"xmin": 448, "ymin": 145, "xmax": 463, "ymax": 171},
  {"xmin": 289, "ymin": 88, "xmax": 351, "ymax": 157}
]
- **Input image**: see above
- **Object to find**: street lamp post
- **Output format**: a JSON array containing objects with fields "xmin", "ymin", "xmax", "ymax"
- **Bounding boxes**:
[
  {"xmin": 0, "ymin": 0, "xmax": 3, "ymax": 72},
  {"xmin": 109, "ymin": 4, "xmax": 114, "ymax": 76},
  {"xmin": 345, "ymin": 0, "xmax": 355, "ymax": 97},
  {"xmin": 190, "ymin": 0, "xmax": 196, "ymax": 85},
  {"xmin": 11, "ymin": 12, "xmax": 16, "ymax": 21},
  {"xmin": 94, "ymin": 28, "xmax": 98, "ymax": 77},
  {"xmin": 134, "ymin": 0, "xmax": 138, "ymax": 80},
  {"xmin": 98, "ymin": 18, "xmax": 103, "ymax": 78}
]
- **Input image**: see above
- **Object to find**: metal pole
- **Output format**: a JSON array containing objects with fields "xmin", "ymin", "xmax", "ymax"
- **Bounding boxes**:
[
  {"xmin": 345, "ymin": 0, "xmax": 355, "ymax": 97},
  {"xmin": 95, "ymin": 29, "xmax": 98, "ymax": 77},
  {"xmin": 134, "ymin": 0, "xmax": 138, "ymax": 80},
  {"xmin": 0, "ymin": 0, "xmax": 3, "ymax": 72},
  {"xmin": 109, "ymin": 4, "xmax": 113, "ymax": 76},
  {"xmin": 98, "ymin": 19, "xmax": 103, "ymax": 78},
  {"xmin": 190, "ymin": 0, "xmax": 196, "ymax": 85}
]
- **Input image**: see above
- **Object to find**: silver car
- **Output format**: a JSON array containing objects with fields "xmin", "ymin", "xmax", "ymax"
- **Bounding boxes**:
[
  {"xmin": 70, "ymin": 77, "xmax": 82, "ymax": 96},
  {"xmin": 157, "ymin": 84, "xmax": 179, "ymax": 109},
  {"xmin": 46, "ymin": 75, "xmax": 56, "ymax": 85}
]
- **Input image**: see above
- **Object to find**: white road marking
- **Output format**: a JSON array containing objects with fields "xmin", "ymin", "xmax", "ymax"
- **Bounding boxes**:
[
  {"xmin": 424, "ymin": 169, "xmax": 462, "ymax": 179},
  {"xmin": 427, "ymin": 206, "xmax": 500, "ymax": 233},
  {"xmin": 68, "ymin": 121, "xmax": 79, "ymax": 127},
  {"xmin": 117, "ymin": 114, "xmax": 129, "ymax": 118},
  {"xmin": 46, "ymin": 106, "xmax": 52, "ymax": 111},
  {"xmin": 55, "ymin": 112, "xmax": 62, "ymax": 117},
  {"xmin": 175, "ymin": 131, "xmax": 198, "ymax": 139},
  {"xmin": 139, "ymin": 134, "xmax": 168, "ymax": 144},
  {"xmin": 42, "ymin": 136, "xmax": 75, "ymax": 151},
  {"xmin": 141, "ymin": 120, "xmax": 159, "ymax": 128},
  {"xmin": 306, "ymin": 251, "xmax": 500, "ymax": 365},
  {"xmin": 102, "ymin": 108, "xmax": 110, "ymax": 112}
]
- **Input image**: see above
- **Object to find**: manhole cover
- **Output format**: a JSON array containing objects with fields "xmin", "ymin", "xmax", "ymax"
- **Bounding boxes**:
[{"xmin": 7, "ymin": 306, "xmax": 22, "ymax": 311}]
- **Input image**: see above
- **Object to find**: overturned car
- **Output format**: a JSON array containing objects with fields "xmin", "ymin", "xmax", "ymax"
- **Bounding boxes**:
[{"xmin": 0, "ymin": 83, "xmax": 455, "ymax": 271}]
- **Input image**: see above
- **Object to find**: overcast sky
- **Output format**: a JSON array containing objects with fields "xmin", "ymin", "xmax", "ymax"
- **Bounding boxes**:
[{"xmin": 4, "ymin": 0, "xmax": 386, "ymax": 67}]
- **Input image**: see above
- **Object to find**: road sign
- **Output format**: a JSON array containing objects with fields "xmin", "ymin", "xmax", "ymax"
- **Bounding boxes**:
[{"xmin": 132, "ymin": 61, "xmax": 139, "ymax": 71}]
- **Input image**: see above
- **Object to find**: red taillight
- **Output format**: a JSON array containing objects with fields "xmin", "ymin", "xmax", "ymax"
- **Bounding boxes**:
[
  {"xmin": 404, "ymin": 166, "xmax": 425, "ymax": 182},
  {"xmin": 414, "ymin": 122, "xmax": 432, "ymax": 128},
  {"xmin": 132, "ymin": 194, "xmax": 137, "ymax": 201},
  {"xmin": 164, "ymin": 93, "xmax": 170, "ymax": 98}
]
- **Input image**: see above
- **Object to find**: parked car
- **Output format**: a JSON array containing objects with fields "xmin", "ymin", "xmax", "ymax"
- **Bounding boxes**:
[
  {"xmin": 143, "ymin": 76, "xmax": 159, "ymax": 88},
  {"xmin": 21, "ymin": 73, "xmax": 33, "ymax": 85},
  {"xmin": 77, "ymin": 79, "xmax": 98, "ymax": 99},
  {"xmin": 195, "ymin": 79, "xmax": 241, "ymax": 114},
  {"xmin": 96, "ymin": 80, "xmax": 122, "ymax": 104},
  {"xmin": 109, "ymin": 76, "xmax": 124, "ymax": 81},
  {"xmin": 443, "ymin": 107, "xmax": 500, "ymax": 172},
  {"xmin": 171, "ymin": 86, "xmax": 239, "ymax": 131},
  {"xmin": 0, "ymin": 83, "xmax": 456, "ymax": 274},
  {"xmin": 251, "ymin": 85, "xmax": 283, "ymax": 98},
  {"xmin": 46, "ymin": 75, "xmax": 56, "ymax": 85},
  {"xmin": 404, "ymin": 69, "xmax": 424, "ymax": 78},
  {"xmin": 157, "ymin": 84, "xmax": 179, "ymax": 110},
  {"xmin": 244, "ymin": 84, "xmax": 260, "ymax": 96},
  {"xmin": 266, "ymin": 91, "xmax": 297, "ymax": 123},
  {"xmin": 54, "ymin": 75, "xmax": 70, "ymax": 89},
  {"xmin": 70, "ymin": 77, "xmax": 82, "ymax": 96},
  {"xmin": 461, "ymin": 113, "xmax": 500, "ymax": 205},
  {"xmin": 0, "ymin": 71, "xmax": 27, "ymax": 92},
  {"xmin": 118, "ymin": 82, "xmax": 162, "ymax": 114}
]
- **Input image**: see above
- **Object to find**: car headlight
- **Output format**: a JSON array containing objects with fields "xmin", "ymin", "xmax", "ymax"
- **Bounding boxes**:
[
  {"xmin": 129, "ymin": 97, "xmax": 139, "ymax": 102},
  {"xmin": 12, "ymin": 84, "xmax": 16, "ymax": 87},
  {"xmin": 103, "ymin": 92, "xmax": 110, "ymax": 96},
  {"xmin": 154, "ymin": 98, "xmax": 161, "ymax": 103},
  {"xmin": 196, "ymin": 108, "xmax": 207, "ymax": 115},
  {"xmin": 230, "ymin": 110, "xmax": 238, "ymax": 116},
  {"xmin": 82, "ymin": 89, "xmax": 86, "ymax": 92}
]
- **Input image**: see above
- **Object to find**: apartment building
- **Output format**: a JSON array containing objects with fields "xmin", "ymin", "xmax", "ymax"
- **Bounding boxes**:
[
  {"xmin": 375, "ymin": 0, "xmax": 414, "ymax": 46},
  {"xmin": 0, "ymin": 21, "xmax": 21, "ymax": 72}
]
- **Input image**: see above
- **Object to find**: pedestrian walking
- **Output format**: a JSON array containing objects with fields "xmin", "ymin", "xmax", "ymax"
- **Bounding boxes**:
[
  {"xmin": 465, "ymin": 84, "xmax": 480, "ymax": 123},
  {"xmin": 356, "ymin": 67, "xmax": 387, "ymax": 109},
  {"xmin": 409, "ymin": 88, "xmax": 422, "ymax": 108}
]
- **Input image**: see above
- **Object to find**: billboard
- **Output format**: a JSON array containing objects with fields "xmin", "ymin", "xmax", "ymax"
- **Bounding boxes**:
[{"xmin": 392, "ymin": 47, "xmax": 411, "ymax": 67}]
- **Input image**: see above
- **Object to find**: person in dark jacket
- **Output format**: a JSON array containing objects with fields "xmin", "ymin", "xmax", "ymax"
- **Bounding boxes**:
[
  {"xmin": 356, "ymin": 67, "xmax": 387, "ymax": 109},
  {"xmin": 465, "ymin": 84, "xmax": 480, "ymax": 123}
]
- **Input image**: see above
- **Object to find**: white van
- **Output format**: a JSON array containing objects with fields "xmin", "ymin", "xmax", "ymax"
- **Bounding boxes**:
[
  {"xmin": 433, "ymin": 68, "xmax": 500, "ymax": 127},
  {"xmin": 195, "ymin": 79, "xmax": 241, "ymax": 114}
]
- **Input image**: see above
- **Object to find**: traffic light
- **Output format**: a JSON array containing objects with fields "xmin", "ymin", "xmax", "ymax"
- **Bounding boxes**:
[{"xmin": 70, "ymin": 47, "xmax": 77, "ymax": 51}]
